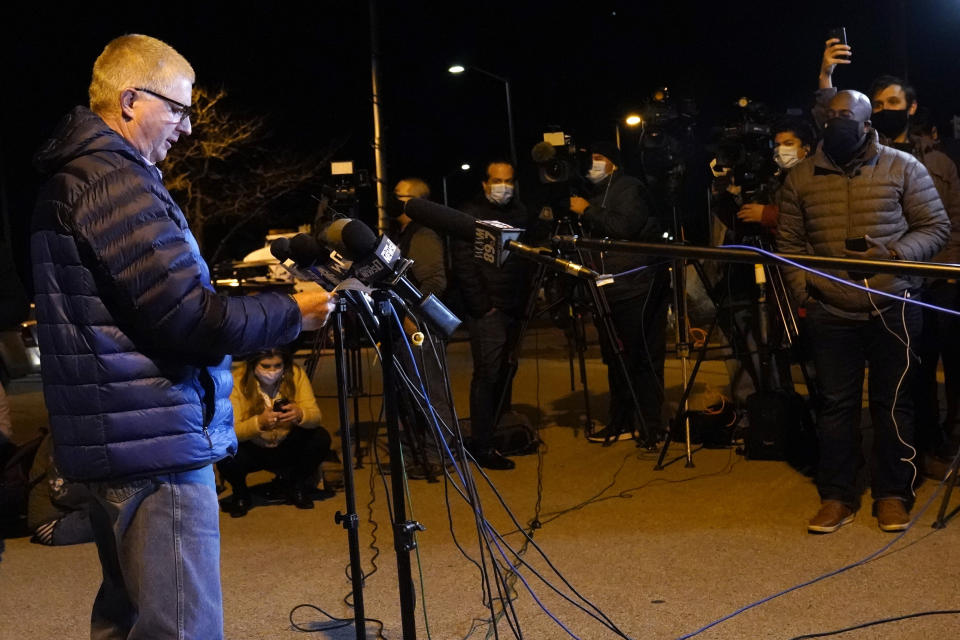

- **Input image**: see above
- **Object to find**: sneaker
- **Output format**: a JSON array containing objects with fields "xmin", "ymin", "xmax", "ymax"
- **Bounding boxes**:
[
  {"xmin": 473, "ymin": 449, "xmax": 516, "ymax": 470},
  {"xmin": 807, "ymin": 500, "xmax": 855, "ymax": 534},
  {"xmin": 587, "ymin": 425, "xmax": 635, "ymax": 444},
  {"xmin": 874, "ymin": 498, "xmax": 910, "ymax": 532}
]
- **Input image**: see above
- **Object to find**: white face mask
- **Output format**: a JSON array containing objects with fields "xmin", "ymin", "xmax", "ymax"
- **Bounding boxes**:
[
  {"xmin": 586, "ymin": 160, "xmax": 610, "ymax": 184},
  {"xmin": 255, "ymin": 368, "xmax": 282, "ymax": 386},
  {"xmin": 486, "ymin": 183, "xmax": 514, "ymax": 205},
  {"xmin": 774, "ymin": 145, "xmax": 802, "ymax": 170}
]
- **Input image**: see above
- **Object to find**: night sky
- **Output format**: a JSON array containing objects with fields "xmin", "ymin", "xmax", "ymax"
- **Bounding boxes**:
[{"xmin": 3, "ymin": 1, "xmax": 960, "ymax": 278}]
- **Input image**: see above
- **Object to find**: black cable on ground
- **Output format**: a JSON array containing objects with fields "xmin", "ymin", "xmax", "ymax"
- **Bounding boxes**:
[
  {"xmin": 786, "ymin": 609, "xmax": 960, "ymax": 639},
  {"xmin": 289, "ymin": 602, "xmax": 387, "ymax": 638}
]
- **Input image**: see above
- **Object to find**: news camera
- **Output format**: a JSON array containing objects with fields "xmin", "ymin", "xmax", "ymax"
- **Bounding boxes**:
[
  {"xmin": 529, "ymin": 130, "xmax": 590, "ymax": 223},
  {"xmin": 709, "ymin": 97, "xmax": 778, "ymax": 203}
]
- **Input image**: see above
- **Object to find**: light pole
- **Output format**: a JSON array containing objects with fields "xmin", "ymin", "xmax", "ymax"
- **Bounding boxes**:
[
  {"xmin": 441, "ymin": 163, "xmax": 471, "ymax": 207},
  {"xmin": 448, "ymin": 64, "xmax": 519, "ymax": 179}
]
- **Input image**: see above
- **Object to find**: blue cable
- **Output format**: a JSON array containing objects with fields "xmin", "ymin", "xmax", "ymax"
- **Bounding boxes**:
[
  {"xmin": 721, "ymin": 243, "xmax": 960, "ymax": 317},
  {"xmin": 482, "ymin": 521, "xmax": 582, "ymax": 640},
  {"xmin": 386, "ymin": 303, "xmax": 629, "ymax": 639},
  {"xmin": 675, "ymin": 473, "xmax": 951, "ymax": 639}
]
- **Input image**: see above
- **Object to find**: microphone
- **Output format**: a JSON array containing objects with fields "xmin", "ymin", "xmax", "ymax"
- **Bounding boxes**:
[
  {"xmin": 323, "ymin": 218, "xmax": 461, "ymax": 337},
  {"xmin": 320, "ymin": 218, "xmax": 401, "ymax": 284},
  {"xmin": 403, "ymin": 198, "xmax": 601, "ymax": 280},
  {"xmin": 270, "ymin": 234, "xmax": 352, "ymax": 291}
]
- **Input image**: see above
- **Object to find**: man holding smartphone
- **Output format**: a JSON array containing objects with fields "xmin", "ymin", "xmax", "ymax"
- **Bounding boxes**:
[
  {"xmin": 816, "ymin": 36, "xmax": 960, "ymax": 480},
  {"xmin": 777, "ymin": 89, "xmax": 949, "ymax": 534}
]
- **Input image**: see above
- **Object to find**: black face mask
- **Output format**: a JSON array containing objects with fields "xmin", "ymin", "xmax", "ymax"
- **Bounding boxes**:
[
  {"xmin": 871, "ymin": 108, "xmax": 909, "ymax": 140},
  {"xmin": 823, "ymin": 118, "xmax": 867, "ymax": 165},
  {"xmin": 386, "ymin": 195, "xmax": 406, "ymax": 219}
]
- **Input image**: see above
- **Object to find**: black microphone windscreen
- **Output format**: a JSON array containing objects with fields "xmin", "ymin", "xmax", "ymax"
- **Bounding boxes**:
[
  {"xmin": 404, "ymin": 198, "xmax": 476, "ymax": 242},
  {"xmin": 270, "ymin": 237, "xmax": 291, "ymax": 262},
  {"xmin": 288, "ymin": 234, "xmax": 325, "ymax": 264},
  {"xmin": 531, "ymin": 141, "xmax": 557, "ymax": 163},
  {"xmin": 339, "ymin": 220, "xmax": 379, "ymax": 261}
]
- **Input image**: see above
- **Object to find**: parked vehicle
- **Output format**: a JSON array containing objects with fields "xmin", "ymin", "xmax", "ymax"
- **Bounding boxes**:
[{"xmin": 0, "ymin": 308, "xmax": 40, "ymax": 387}]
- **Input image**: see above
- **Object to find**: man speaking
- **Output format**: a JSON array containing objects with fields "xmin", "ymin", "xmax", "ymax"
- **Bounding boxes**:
[{"xmin": 31, "ymin": 34, "xmax": 333, "ymax": 638}]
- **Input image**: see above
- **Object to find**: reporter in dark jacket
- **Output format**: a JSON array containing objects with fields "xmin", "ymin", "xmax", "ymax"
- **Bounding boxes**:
[
  {"xmin": 570, "ymin": 141, "xmax": 669, "ymax": 444},
  {"xmin": 30, "ymin": 35, "xmax": 334, "ymax": 638},
  {"xmin": 451, "ymin": 161, "xmax": 531, "ymax": 470}
]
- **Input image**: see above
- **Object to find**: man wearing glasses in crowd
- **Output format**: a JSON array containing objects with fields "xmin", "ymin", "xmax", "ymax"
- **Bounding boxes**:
[{"xmin": 31, "ymin": 34, "xmax": 334, "ymax": 638}]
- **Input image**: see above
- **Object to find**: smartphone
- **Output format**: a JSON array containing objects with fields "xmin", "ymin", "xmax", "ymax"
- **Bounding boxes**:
[
  {"xmin": 828, "ymin": 27, "xmax": 848, "ymax": 47},
  {"xmin": 845, "ymin": 236, "xmax": 868, "ymax": 252},
  {"xmin": 273, "ymin": 398, "xmax": 289, "ymax": 411}
]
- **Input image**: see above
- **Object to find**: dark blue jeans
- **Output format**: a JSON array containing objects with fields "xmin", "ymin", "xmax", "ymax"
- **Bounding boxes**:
[
  {"xmin": 467, "ymin": 309, "xmax": 520, "ymax": 449},
  {"xmin": 806, "ymin": 302, "xmax": 921, "ymax": 510}
]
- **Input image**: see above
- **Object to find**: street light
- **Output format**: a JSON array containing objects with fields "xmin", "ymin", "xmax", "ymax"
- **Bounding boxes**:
[
  {"xmin": 615, "ymin": 113, "xmax": 644, "ymax": 149},
  {"xmin": 442, "ymin": 163, "xmax": 472, "ymax": 206},
  {"xmin": 447, "ymin": 63, "xmax": 519, "ymax": 180}
]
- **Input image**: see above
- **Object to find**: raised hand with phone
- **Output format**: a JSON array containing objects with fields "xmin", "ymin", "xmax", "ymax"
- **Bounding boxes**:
[{"xmin": 819, "ymin": 27, "xmax": 851, "ymax": 89}]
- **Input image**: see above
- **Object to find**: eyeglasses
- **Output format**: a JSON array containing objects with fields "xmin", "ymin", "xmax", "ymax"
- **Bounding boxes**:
[{"xmin": 135, "ymin": 87, "xmax": 193, "ymax": 122}]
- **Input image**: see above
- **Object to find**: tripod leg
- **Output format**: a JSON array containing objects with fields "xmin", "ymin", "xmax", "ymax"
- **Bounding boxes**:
[{"xmin": 933, "ymin": 446, "xmax": 960, "ymax": 528}]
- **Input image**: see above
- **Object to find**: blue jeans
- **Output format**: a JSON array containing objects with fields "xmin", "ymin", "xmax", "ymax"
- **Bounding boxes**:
[
  {"xmin": 806, "ymin": 303, "xmax": 920, "ymax": 510},
  {"xmin": 85, "ymin": 465, "xmax": 222, "ymax": 640}
]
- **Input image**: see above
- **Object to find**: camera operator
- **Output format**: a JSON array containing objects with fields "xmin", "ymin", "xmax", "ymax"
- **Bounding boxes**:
[
  {"xmin": 735, "ymin": 117, "xmax": 817, "ymax": 232},
  {"xmin": 778, "ymin": 89, "xmax": 949, "ymax": 534},
  {"xmin": 568, "ymin": 142, "xmax": 668, "ymax": 443},
  {"xmin": 451, "ymin": 160, "xmax": 531, "ymax": 470},
  {"xmin": 709, "ymin": 116, "xmax": 818, "ymax": 402},
  {"xmin": 815, "ymin": 39, "xmax": 960, "ymax": 480}
]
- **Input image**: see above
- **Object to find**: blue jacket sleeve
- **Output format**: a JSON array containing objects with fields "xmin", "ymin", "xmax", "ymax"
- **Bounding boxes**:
[{"xmin": 72, "ymin": 165, "xmax": 301, "ymax": 358}]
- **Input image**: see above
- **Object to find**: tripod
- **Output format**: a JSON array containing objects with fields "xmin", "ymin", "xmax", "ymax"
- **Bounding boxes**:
[{"xmin": 492, "ymin": 215, "xmax": 655, "ymax": 445}]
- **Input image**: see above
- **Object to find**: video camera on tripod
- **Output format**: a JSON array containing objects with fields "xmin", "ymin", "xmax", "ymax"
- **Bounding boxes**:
[
  {"xmin": 710, "ymin": 97, "xmax": 778, "ymax": 206},
  {"xmin": 530, "ymin": 130, "xmax": 590, "ymax": 223}
]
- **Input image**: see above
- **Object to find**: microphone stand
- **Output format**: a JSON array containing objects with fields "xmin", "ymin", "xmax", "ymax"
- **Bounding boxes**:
[
  {"xmin": 373, "ymin": 289, "xmax": 424, "ymax": 640},
  {"xmin": 329, "ymin": 290, "xmax": 426, "ymax": 639},
  {"xmin": 330, "ymin": 297, "xmax": 368, "ymax": 639}
]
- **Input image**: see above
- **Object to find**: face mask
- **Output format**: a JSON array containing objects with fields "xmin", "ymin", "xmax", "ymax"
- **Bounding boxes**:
[
  {"xmin": 871, "ymin": 109, "xmax": 909, "ymax": 140},
  {"xmin": 774, "ymin": 145, "xmax": 802, "ymax": 170},
  {"xmin": 386, "ymin": 195, "xmax": 406, "ymax": 219},
  {"xmin": 586, "ymin": 160, "xmax": 609, "ymax": 184},
  {"xmin": 822, "ymin": 118, "xmax": 866, "ymax": 165},
  {"xmin": 255, "ymin": 368, "xmax": 282, "ymax": 386},
  {"xmin": 486, "ymin": 183, "xmax": 514, "ymax": 205}
]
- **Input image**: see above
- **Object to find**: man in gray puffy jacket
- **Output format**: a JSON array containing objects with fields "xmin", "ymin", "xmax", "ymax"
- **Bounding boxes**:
[
  {"xmin": 778, "ymin": 90, "xmax": 950, "ymax": 534},
  {"xmin": 31, "ymin": 35, "xmax": 334, "ymax": 639}
]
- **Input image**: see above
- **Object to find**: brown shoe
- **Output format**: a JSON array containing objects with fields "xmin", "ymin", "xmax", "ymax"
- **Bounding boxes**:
[
  {"xmin": 807, "ymin": 500, "xmax": 855, "ymax": 534},
  {"xmin": 875, "ymin": 498, "xmax": 910, "ymax": 532}
]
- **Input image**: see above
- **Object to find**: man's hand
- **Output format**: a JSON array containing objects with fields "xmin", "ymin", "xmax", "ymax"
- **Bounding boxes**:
[
  {"xmin": 292, "ymin": 291, "xmax": 337, "ymax": 331},
  {"xmin": 568, "ymin": 196, "xmax": 590, "ymax": 215},
  {"xmin": 737, "ymin": 203, "xmax": 765, "ymax": 224},
  {"xmin": 820, "ymin": 37, "xmax": 852, "ymax": 88},
  {"xmin": 842, "ymin": 234, "xmax": 894, "ymax": 259}
]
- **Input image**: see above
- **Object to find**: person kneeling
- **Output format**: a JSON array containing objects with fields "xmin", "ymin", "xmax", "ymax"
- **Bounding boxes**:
[{"xmin": 218, "ymin": 348, "xmax": 330, "ymax": 517}]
